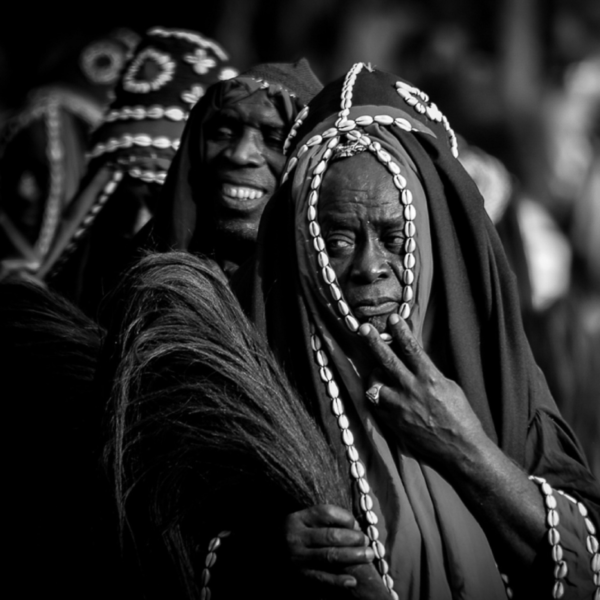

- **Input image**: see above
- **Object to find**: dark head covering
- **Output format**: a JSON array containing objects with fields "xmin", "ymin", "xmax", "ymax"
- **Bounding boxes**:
[
  {"xmin": 241, "ymin": 63, "xmax": 600, "ymax": 598},
  {"xmin": 149, "ymin": 58, "xmax": 323, "ymax": 254},
  {"xmin": 36, "ymin": 28, "xmax": 235, "ymax": 309}
]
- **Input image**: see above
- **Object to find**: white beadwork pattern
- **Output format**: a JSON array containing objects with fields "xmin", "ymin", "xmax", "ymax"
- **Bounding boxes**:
[
  {"xmin": 148, "ymin": 27, "xmax": 229, "ymax": 62},
  {"xmin": 283, "ymin": 105, "xmax": 309, "ymax": 155},
  {"xmin": 36, "ymin": 99, "xmax": 64, "ymax": 258},
  {"xmin": 530, "ymin": 476, "xmax": 569, "ymax": 599},
  {"xmin": 310, "ymin": 332, "xmax": 398, "ymax": 599},
  {"xmin": 127, "ymin": 168, "xmax": 167, "ymax": 185},
  {"xmin": 395, "ymin": 81, "xmax": 459, "ymax": 158},
  {"xmin": 88, "ymin": 134, "xmax": 180, "ymax": 159},
  {"xmin": 46, "ymin": 169, "xmax": 124, "ymax": 278},
  {"xmin": 122, "ymin": 48, "xmax": 176, "ymax": 94},
  {"xmin": 555, "ymin": 488, "xmax": 600, "ymax": 596},
  {"xmin": 200, "ymin": 530, "xmax": 231, "ymax": 600},
  {"xmin": 104, "ymin": 105, "xmax": 188, "ymax": 123}
]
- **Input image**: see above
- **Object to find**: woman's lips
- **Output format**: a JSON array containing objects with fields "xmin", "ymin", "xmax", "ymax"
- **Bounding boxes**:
[
  {"xmin": 217, "ymin": 183, "xmax": 269, "ymax": 212},
  {"xmin": 352, "ymin": 301, "xmax": 399, "ymax": 318},
  {"xmin": 221, "ymin": 184, "xmax": 265, "ymax": 201}
]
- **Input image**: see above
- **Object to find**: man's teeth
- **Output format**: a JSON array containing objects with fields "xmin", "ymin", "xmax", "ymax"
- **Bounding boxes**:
[{"xmin": 222, "ymin": 185, "xmax": 265, "ymax": 200}]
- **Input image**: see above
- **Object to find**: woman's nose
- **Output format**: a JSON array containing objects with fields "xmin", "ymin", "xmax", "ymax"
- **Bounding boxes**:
[{"xmin": 350, "ymin": 238, "xmax": 391, "ymax": 284}]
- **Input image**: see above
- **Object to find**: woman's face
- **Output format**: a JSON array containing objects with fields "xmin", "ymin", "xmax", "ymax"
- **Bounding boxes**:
[{"xmin": 319, "ymin": 154, "xmax": 406, "ymax": 334}]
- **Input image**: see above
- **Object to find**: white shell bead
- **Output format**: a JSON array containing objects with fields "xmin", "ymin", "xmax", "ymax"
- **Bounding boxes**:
[
  {"xmin": 314, "ymin": 160, "xmax": 327, "ymax": 175},
  {"xmin": 338, "ymin": 120, "xmax": 356, "ymax": 131},
  {"xmin": 346, "ymin": 129, "xmax": 361, "ymax": 141},
  {"xmin": 378, "ymin": 560, "xmax": 390, "ymax": 575},
  {"xmin": 377, "ymin": 149, "xmax": 391, "ymax": 163},
  {"xmin": 416, "ymin": 103, "xmax": 427, "ymax": 114},
  {"xmin": 327, "ymin": 380, "xmax": 340, "ymax": 398},
  {"xmin": 403, "ymin": 269, "xmax": 415, "ymax": 285},
  {"xmin": 338, "ymin": 414, "xmax": 350, "ymax": 430},
  {"xmin": 316, "ymin": 350, "xmax": 328, "ymax": 366},
  {"xmin": 367, "ymin": 525, "xmax": 379, "ymax": 540},
  {"xmin": 287, "ymin": 156, "xmax": 298, "ymax": 171},
  {"xmin": 313, "ymin": 236, "xmax": 325, "ymax": 252},
  {"xmin": 338, "ymin": 301, "xmax": 350, "ymax": 316},
  {"xmin": 388, "ymin": 161, "xmax": 400, "ymax": 175},
  {"xmin": 545, "ymin": 495, "xmax": 558, "ymax": 509},
  {"xmin": 331, "ymin": 397, "xmax": 344, "ymax": 416},
  {"xmin": 552, "ymin": 545, "xmax": 564, "ymax": 562},
  {"xmin": 391, "ymin": 591, "xmax": 400, "ymax": 600},
  {"xmin": 374, "ymin": 115, "xmax": 394, "ymax": 125},
  {"xmin": 311, "ymin": 174, "xmax": 322, "ymax": 189},
  {"xmin": 331, "ymin": 398, "xmax": 344, "ymax": 417},
  {"xmin": 586, "ymin": 518, "xmax": 596, "ymax": 535},
  {"xmin": 347, "ymin": 445, "xmax": 359, "ymax": 462},
  {"xmin": 542, "ymin": 482, "xmax": 553, "ymax": 496},
  {"xmin": 400, "ymin": 303, "xmax": 411, "ymax": 319},
  {"xmin": 547, "ymin": 510, "xmax": 560, "ymax": 528},
  {"xmin": 360, "ymin": 494, "xmax": 373, "ymax": 511},
  {"xmin": 404, "ymin": 253, "xmax": 416, "ymax": 269},
  {"xmin": 307, "ymin": 206, "xmax": 317, "ymax": 221},
  {"xmin": 554, "ymin": 561, "xmax": 568, "ymax": 579},
  {"xmin": 548, "ymin": 528, "xmax": 561, "ymax": 545},
  {"xmin": 205, "ymin": 551, "xmax": 217, "ymax": 568},
  {"xmin": 358, "ymin": 478, "xmax": 370, "ymax": 494},
  {"xmin": 307, "ymin": 134, "xmax": 323, "ymax": 147},
  {"xmin": 373, "ymin": 540, "xmax": 386, "ymax": 559},
  {"xmin": 366, "ymin": 510, "xmax": 378, "ymax": 524},
  {"xmin": 323, "ymin": 149, "xmax": 333, "ymax": 160},
  {"xmin": 330, "ymin": 284, "xmax": 342, "ymax": 301},
  {"xmin": 317, "ymin": 252, "xmax": 329, "ymax": 268},
  {"xmin": 552, "ymin": 581, "xmax": 564, "ymax": 599},
  {"xmin": 328, "ymin": 137, "xmax": 340, "ymax": 149},
  {"xmin": 393, "ymin": 174, "xmax": 407, "ymax": 189},
  {"xmin": 402, "ymin": 189, "xmax": 413, "ymax": 205},
  {"xmin": 345, "ymin": 315, "xmax": 359, "ymax": 331},
  {"xmin": 405, "ymin": 238, "xmax": 416, "ymax": 253},
  {"xmin": 350, "ymin": 461, "xmax": 366, "ymax": 479},
  {"xmin": 395, "ymin": 118, "xmax": 412, "ymax": 131},
  {"xmin": 594, "ymin": 574, "xmax": 600, "ymax": 587},
  {"xmin": 404, "ymin": 205, "xmax": 416, "ymax": 221},
  {"xmin": 383, "ymin": 574, "xmax": 394, "ymax": 590},
  {"xmin": 592, "ymin": 552, "xmax": 600, "ymax": 572},
  {"xmin": 200, "ymin": 589, "xmax": 210, "ymax": 600},
  {"xmin": 405, "ymin": 222, "xmax": 416, "ymax": 237},
  {"xmin": 298, "ymin": 144, "xmax": 308, "ymax": 157},
  {"xmin": 208, "ymin": 537, "xmax": 221, "ymax": 552},
  {"xmin": 323, "ymin": 266, "xmax": 336, "ymax": 283},
  {"xmin": 370, "ymin": 141, "xmax": 381, "ymax": 151},
  {"xmin": 341, "ymin": 98, "xmax": 352, "ymax": 110},
  {"xmin": 403, "ymin": 286, "xmax": 414, "ymax": 302},
  {"xmin": 340, "ymin": 108, "xmax": 350, "ymax": 117},
  {"xmin": 406, "ymin": 96, "xmax": 419, "ymax": 107},
  {"xmin": 587, "ymin": 535, "xmax": 599, "ymax": 554},
  {"xmin": 342, "ymin": 429, "xmax": 355, "ymax": 446},
  {"xmin": 309, "ymin": 222, "xmax": 321, "ymax": 237},
  {"xmin": 322, "ymin": 127, "xmax": 338, "ymax": 138},
  {"xmin": 201, "ymin": 568, "xmax": 211, "ymax": 586},
  {"xmin": 578, "ymin": 503, "xmax": 589, "ymax": 517},
  {"xmin": 311, "ymin": 335, "xmax": 321, "ymax": 351},
  {"xmin": 356, "ymin": 115, "xmax": 374, "ymax": 126},
  {"xmin": 309, "ymin": 190, "xmax": 318, "ymax": 206},
  {"xmin": 320, "ymin": 367, "xmax": 333, "ymax": 383}
]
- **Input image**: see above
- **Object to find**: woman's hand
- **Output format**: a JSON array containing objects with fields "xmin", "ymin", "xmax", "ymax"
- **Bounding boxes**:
[
  {"xmin": 359, "ymin": 313, "xmax": 490, "ymax": 472},
  {"xmin": 284, "ymin": 504, "xmax": 374, "ymax": 590}
]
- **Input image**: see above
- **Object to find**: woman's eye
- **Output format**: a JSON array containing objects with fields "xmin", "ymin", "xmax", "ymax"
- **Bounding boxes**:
[{"xmin": 326, "ymin": 237, "xmax": 353, "ymax": 252}]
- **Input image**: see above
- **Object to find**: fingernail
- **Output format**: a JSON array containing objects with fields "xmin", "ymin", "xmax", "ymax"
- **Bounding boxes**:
[
  {"xmin": 358, "ymin": 323, "xmax": 371, "ymax": 336},
  {"xmin": 365, "ymin": 547, "xmax": 375, "ymax": 561},
  {"xmin": 389, "ymin": 313, "xmax": 400, "ymax": 325},
  {"xmin": 343, "ymin": 577, "xmax": 357, "ymax": 588},
  {"xmin": 365, "ymin": 385, "xmax": 381, "ymax": 404}
]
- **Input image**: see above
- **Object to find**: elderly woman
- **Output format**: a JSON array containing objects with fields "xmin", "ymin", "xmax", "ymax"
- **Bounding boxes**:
[{"xmin": 242, "ymin": 63, "xmax": 600, "ymax": 599}]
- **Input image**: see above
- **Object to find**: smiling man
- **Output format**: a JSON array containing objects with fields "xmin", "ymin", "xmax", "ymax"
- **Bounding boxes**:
[{"xmin": 149, "ymin": 59, "xmax": 322, "ymax": 277}]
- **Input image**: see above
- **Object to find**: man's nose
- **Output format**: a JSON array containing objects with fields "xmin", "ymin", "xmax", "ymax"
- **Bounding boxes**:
[
  {"xmin": 350, "ymin": 238, "xmax": 392, "ymax": 284},
  {"xmin": 226, "ymin": 129, "xmax": 264, "ymax": 167}
]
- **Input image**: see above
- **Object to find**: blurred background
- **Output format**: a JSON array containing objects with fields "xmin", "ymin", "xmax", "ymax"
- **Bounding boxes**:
[{"xmin": 0, "ymin": 0, "xmax": 598, "ymax": 474}]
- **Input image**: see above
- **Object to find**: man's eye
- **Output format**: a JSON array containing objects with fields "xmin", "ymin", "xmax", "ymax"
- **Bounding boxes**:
[
  {"xmin": 214, "ymin": 126, "xmax": 234, "ymax": 139},
  {"xmin": 384, "ymin": 236, "xmax": 404, "ymax": 252},
  {"xmin": 326, "ymin": 237, "xmax": 353, "ymax": 251},
  {"xmin": 265, "ymin": 130, "xmax": 285, "ymax": 148}
]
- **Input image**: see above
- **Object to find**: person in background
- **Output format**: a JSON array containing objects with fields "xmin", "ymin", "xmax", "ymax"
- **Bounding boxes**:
[
  {"xmin": 0, "ymin": 29, "xmax": 137, "ymax": 275},
  {"xmin": 38, "ymin": 27, "xmax": 237, "ymax": 314},
  {"xmin": 145, "ymin": 57, "xmax": 323, "ymax": 279}
]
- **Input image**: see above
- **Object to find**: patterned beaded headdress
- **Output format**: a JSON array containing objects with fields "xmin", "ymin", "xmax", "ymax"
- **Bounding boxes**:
[{"xmin": 88, "ymin": 27, "xmax": 238, "ymax": 183}]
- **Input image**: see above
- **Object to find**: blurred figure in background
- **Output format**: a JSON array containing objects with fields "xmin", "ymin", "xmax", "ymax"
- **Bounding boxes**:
[
  {"xmin": 0, "ymin": 29, "xmax": 137, "ymax": 275},
  {"xmin": 39, "ymin": 27, "xmax": 237, "ymax": 314},
  {"xmin": 143, "ymin": 58, "xmax": 323, "ymax": 279}
]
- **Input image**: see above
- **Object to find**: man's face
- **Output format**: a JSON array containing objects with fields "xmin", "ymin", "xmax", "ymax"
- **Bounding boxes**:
[
  {"xmin": 319, "ymin": 154, "xmax": 406, "ymax": 333},
  {"xmin": 204, "ymin": 91, "xmax": 287, "ymax": 246}
]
